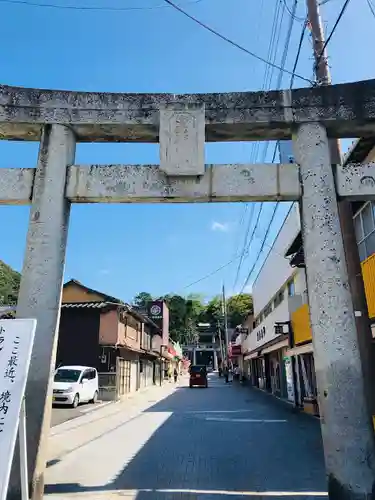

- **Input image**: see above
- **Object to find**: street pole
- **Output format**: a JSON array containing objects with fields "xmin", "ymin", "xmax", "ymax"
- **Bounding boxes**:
[
  {"xmin": 217, "ymin": 320, "xmax": 224, "ymax": 369},
  {"xmin": 222, "ymin": 285, "xmax": 229, "ymax": 367},
  {"xmin": 305, "ymin": 0, "xmax": 375, "ymax": 497}
]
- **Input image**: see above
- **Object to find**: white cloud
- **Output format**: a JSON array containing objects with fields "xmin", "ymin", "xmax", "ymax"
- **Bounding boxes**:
[{"xmin": 211, "ymin": 221, "xmax": 229, "ymax": 232}]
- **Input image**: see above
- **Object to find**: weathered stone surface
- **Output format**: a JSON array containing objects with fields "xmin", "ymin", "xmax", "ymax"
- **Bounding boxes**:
[
  {"xmin": 65, "ymin": 163, "xmax": 300, "ymax": 203},
  {"xmin": 0, "ymin": 168, "xmax": 34, "ymax": 204},
  {"xmin": 296, "ymin": 122, "xmax": 375, "ymax": 499},
  {"xmin": 5, "ymin": 161, "xmax": 375, "ymax": 204},
  {"xmin": 0, "ymin": 80, "xmax": 374, "ymax": 142},
  {"xmin": 159, "ymin": 104, "xmax": 205, "ymax": 176},
  {"xmin": 336, "ymin": 162, "xmax": 375, "ymax": 200},
  {"xmin": 10, "ymin": 125, "xmax": 76, "ymax": 500}
]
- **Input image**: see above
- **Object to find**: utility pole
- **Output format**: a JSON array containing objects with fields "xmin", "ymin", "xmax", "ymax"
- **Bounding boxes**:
[
  {"xmin": 305, "ymin": 0, "xmax": 375, "ymax": 498},
  {"xmin": 221, "ymin": 285, "xmax": 229, "ymax": 366},
  {"xmin": 217, "ymin": 319, "xmax": 224, "ymax": 369}
]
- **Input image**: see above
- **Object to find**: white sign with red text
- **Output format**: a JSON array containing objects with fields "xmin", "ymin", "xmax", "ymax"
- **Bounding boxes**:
[{"xmin": 0, "ymin": 319, "xmax": 36, "ymax": 500}]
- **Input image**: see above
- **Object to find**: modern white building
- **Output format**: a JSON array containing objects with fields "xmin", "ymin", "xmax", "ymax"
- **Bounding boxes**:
[
  {"xmin": 240, "ymin": 203, "xmax": 307, "ymax": 402},
  {"xmin": 237, "ymin": 138, "xmax": 375, "ymax": 415}
]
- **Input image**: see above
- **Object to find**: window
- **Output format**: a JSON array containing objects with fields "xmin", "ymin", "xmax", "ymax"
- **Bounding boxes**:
[
  {"xmin": 354, "ymin": 202, "xmax": 375, "ymax": 262},
  {"xmin": 86, "ymin": 369, "xmax": 96, "ymax": 380},
  {"xmin": 273, "ymin": 290, "xmax": 284, "ymax": 309},
  {"xmin": 125, "ymin": 313, "xmax": 141, "ymax": 340},
  {"xmin": 257, "ymin": 326, "xmax": 266, "ymax": 342},
  {"xmin": 287, "ymin": 280, "xmax": 295, "ymax": 297},
  {"xmin": 264, "ymin": 302, "xmax": 272, "ymax": 318},
  {"xmin": 82, "ymin": 369, "xmax": 96, "ymax": 380},
  {"xmin": 54, "ymin": 369, "xmax": 81, "ymax": 383}
]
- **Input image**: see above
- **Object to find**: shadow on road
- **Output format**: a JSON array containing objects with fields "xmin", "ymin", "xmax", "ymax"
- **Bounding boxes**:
[{"xmin": 45, "ymin": 380, "xmax": 327, "ymax": 499}]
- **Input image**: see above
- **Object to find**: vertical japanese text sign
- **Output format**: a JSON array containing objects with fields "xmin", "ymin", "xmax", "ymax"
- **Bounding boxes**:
[{"xmin": 0, "ymin": 319, "xmax": 36, "ymax": 500}]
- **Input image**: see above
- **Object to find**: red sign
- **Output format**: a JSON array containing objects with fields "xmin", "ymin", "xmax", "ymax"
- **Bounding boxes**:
[{"xmin": 229, "ymin": 344, "xmax": 241, "ymax": 358}]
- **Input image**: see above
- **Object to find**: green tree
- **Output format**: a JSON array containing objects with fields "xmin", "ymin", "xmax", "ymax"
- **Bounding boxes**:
[
  {"xmin": 132, "ymin": 290, "xmax": 252, "ymax": 343},
  {"xmin": 203, "ymin": 295, "xmax": 223, "ymax": 325},
  {"xmin": 227, "ymin": 293, "xmax": 253, "ymax": 327},
  {"xmin": 184, "ymin": 317, "xmax": 200, "ymax": 345},
  {"xmin": 162, "ymin": 294, "xmax": 188, "ymax": 343},
  {"xmin": 133, "ymin": 291, "xmax": 153, "ymax": 309},
  {"xmin": 0, "ymin": 260, "xmax": 21, "ymax": 306}
]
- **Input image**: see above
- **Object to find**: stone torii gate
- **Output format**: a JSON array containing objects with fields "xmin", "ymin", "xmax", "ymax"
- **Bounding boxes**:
[{"xmin": 1, "ymin": 80, "xmax": 375, "ymax": 500}]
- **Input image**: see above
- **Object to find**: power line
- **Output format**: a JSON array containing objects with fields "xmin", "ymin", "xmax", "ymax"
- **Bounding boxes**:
[
  {"xmin": 282, "ymin": 0, "xmax": 305, "ymax": 22},
  {"xmin": 235, "ymin": 0, "xmax": 296, "ymax": 280},
  {"xmin": 246, "ymin": 0, "xmax": 286, "ymax": 260},
  {"xmin": 231, "ymin": 0, "xmax": 266, "ymax": 282},
  {"xmin": 367, "ymin": 0, "xmax": 375, "ymax": 18},
  {"xmin": 250, "ymin": 0, "xmax": 284, "ymax": 164},
  {"xmin": 0, "ymin": 0, "xmax": 202, "ymax": 10},
  {"xmin": 182, "ymin": 253, "xmax": 243, "ymax": 291},
  {"xmin": 240, "ymin": 0, "xmax": 284, "ymax": 283},
  {"xmin": 314, "ymin": 0, "xmax": 351, "ymax": 75},
  {"xmin": 258, "ymin": 0, "xmax": 286, "ymax": 164},
  {"xmin": 232, "ymin": 203, "xmax": 257, "ymax": 292},
  {"xmin": 251, "ymin": 202, "xmax": 294, "ymax": 286},
  {"xmin": 235, "ymin": 203, "xmax": 264, "ymax": 290},
  {"xmin": 163, "ymin": 0, "xmax": 313, "ymax": 84},
  {"xmin": 237, "ymin": 5, "xmax": 306, "ymax": 294},
  {"xmin": 290, "ymin": 18, "xmax": 307, "ymax": 88},
  {"xmin": 239, "ymin": 202, "xmax": 280, "ymax": 293},
  {"xmin": 232, "ymin": 0, "xmax": 296, "ymax": 290}
]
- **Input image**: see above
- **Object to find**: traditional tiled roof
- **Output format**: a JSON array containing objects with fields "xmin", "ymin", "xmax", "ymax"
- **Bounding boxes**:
[
  {"xmin": 63, "ymin": 279, "xmax": 122, "ymax": 304},
  {"xmin": 61, "ymin": 302, "xmax": 112, "ymax": 309}
]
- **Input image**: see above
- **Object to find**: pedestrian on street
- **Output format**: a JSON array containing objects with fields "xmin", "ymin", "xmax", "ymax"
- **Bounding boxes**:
[
  {"xmin": 173, "ymin": 367, "xmax": 178, "ymax": 383},
  {"xmin": 224, "ymin": 365, "xmax": 229, "ymax": 384}
]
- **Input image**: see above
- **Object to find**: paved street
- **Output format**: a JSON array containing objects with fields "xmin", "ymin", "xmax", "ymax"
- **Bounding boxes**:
[{"xmin": 45, "ymin": 375, "xmax": 327, "ymax": 500}]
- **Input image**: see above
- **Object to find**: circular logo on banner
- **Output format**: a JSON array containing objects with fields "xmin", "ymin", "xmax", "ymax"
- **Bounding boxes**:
[{"xmin": 150, "ymin": 305, "xmax": 162, "ymax": 316}]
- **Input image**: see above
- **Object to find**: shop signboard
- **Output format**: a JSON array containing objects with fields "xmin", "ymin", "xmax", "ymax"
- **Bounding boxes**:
[
  {"xmin": 283, "ymin": 356, "xmax": 295, "ymax": 403},
  {"xmin": 230, "ymin": 344, "xmax": 242, "ymax": 357},
  {"xmin": 148, "ymin": 301, "xmax": 169, "ymax": 345},
  {"xmin": 0, "ymin": 319, "xmax": 37, "ymax": 500},
  {"xmin": 148, "ymin": 301, "xmax": 163, "ymax": 326}
]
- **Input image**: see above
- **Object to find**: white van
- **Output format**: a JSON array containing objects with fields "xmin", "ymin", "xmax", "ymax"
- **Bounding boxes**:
[{"xmin": 53, "ymin": 365, "xmax": 99, "ymax": 408}]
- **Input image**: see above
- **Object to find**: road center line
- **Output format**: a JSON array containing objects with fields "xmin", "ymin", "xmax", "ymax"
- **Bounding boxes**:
[{"xmin": 204, "ymin": 417, "xmax": 288, "ymax": 423}]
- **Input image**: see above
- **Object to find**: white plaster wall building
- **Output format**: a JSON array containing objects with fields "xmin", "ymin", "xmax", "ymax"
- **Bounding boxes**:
[{"xmin": 240, "ymin": 203, "xmax": 303, "ymax": 400}]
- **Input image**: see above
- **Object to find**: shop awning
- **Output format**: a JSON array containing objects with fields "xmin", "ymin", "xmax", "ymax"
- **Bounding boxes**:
[
  {"xmin": 285, "ymin": 342, "xmax": 313, "ymax": 356},
  {"xmin": 244, "ymin": 352, "xmax": 259, "ymax": 361},
  {"xmin": 261, "ymin": 338, "xmax": 289, "ymax": 354},
  {"xmin": 242, "ymin": 334, "xmax": 289, "ymax": 360}
]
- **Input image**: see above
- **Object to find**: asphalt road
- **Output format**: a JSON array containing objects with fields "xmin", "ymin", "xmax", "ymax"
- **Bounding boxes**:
[
  {"xmin": 45, "ymin": 374, "xmax": 327, "ymax": 499},
  {"xmin": 51, "ymin": 402, "xmax": 104, "ymax": 427}
]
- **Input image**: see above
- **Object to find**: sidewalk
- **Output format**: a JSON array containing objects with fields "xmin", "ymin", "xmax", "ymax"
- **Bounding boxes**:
[{"xmin": 48, "ymin": 381, "xmax": 180, "ymax": 464}]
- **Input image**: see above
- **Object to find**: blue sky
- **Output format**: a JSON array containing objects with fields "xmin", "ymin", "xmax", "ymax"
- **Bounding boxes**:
[{"xmin": 0, "ymin": 0, "xmax": 373, "ymax": 303}]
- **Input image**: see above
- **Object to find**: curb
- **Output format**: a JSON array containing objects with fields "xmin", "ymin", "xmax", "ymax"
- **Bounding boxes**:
[
  {"xmin": 50, "ymin": 400, "xmax": 119, "ymax": 435},
  {"xmin": 50, "ymin": 383, "xmax": 178, "ymax": 436}
]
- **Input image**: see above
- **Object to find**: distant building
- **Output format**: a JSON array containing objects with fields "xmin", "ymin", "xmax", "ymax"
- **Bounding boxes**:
[
  {"xmin": 182, "ymin": 323, "xmax": 221, "ymax": 369},
  {"xmin": 59, "ymin": 279, "xmax": 171, "ymax": 398}
]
